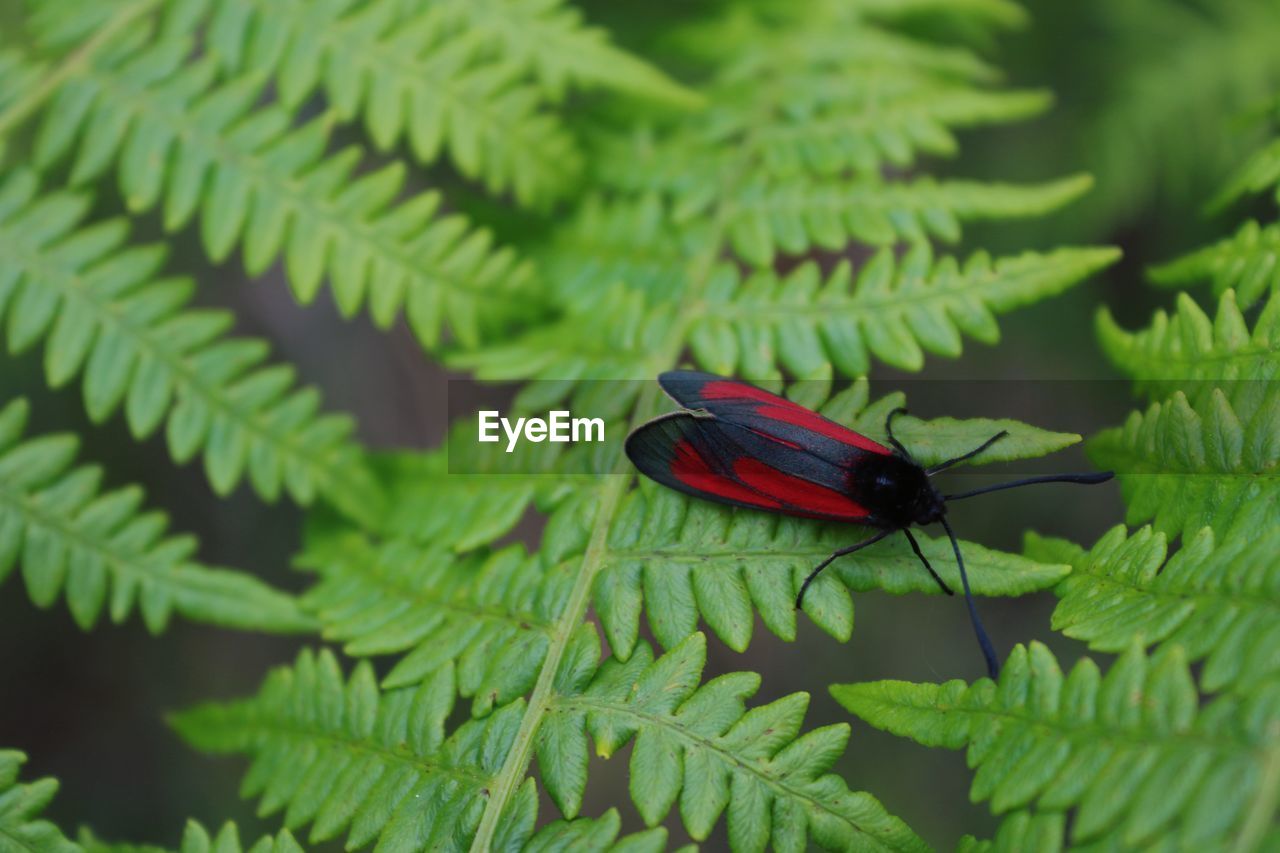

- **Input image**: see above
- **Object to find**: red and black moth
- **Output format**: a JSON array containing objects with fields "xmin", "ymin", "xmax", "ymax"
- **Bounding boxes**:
[{"xmin": 625, "ymin": 370, "xmax": 1113, "ymax": 678}]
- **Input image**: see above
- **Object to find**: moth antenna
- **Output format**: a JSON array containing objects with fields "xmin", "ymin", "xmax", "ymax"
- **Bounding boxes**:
[
  {"xmin": 940, "ymin": 516, "xmax": 1000, "ymax": 679},
  {"xmin": 944, "ymin": 471, "xmax": 1113, "ymax": 501}
]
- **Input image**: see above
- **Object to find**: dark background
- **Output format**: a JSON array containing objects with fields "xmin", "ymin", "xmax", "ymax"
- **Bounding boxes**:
[{"xmin": 3, "ymin": 0, "xmax": 1278, "ymax": 848}]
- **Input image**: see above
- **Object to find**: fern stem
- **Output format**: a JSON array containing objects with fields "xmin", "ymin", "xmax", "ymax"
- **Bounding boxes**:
[
  {"xmin": 468, "ymin": 409, "xmax": 640, "ymax": 849},
  {"xmin": 0, "ymin": 0, "xmax": 159, "ymax": 140}
]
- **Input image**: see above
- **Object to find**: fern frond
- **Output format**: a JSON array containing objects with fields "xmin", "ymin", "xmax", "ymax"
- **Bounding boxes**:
[
  {"xmin": 720, "ymin": 83, "xmax": 1049, "ymax": 182},
  {"xmin": 1148, "ymin": 219, "xmax": 1280, "ymax": 310},
  {"xmin": 595, "ymin": 484, "xmax": 1070, "ymax": 659},
  {"xmin": 170, "ymin": 649, "xmax": 535, "ymax": 850},
  {"xmin": 1087, "ymin": 388, "xmax": 1279, "ymax": 539},
  {"xmin": 0, "ymin": 170, "xmax": 383, "ymax": 523},
  {"xmin": 188, "ymin": 0, "xmax": 582, "ymax": 205},
  {"xmin": 1029, "ymin": 512, "xmax": 1280, "ymax": 694},
  {"xmin": 296, "ymin": 533, "xmax": 572, "ymax": 712},
  {"xmin": 540, "ymin": 632, "xmax": 927, "ymax": 850},
  {"xmin": 1097, "ymin": 289, "xmax": 1279, "ymax": 419},
  {"xmin": 693, "ymin": 246, "xmax": 1119, "ymax": 376},
  {"xmin": 30, "ymin": 39, "xmax": 539, "ymax": 349},
  {"xmin": 462, "ymin": 243, "xmax": 1117, "ymax": 386},
  {"xmin": 80, "ymin": 821, "xmax": 302, "ymax": 853},
  {"xmin": 0, "ymin": 398, "xmax": 314, "ymax": 634},
  {"xmin": 833, "ymin": 642, "xmax": 1280, "ymax": 850},
  {"xmin": 423, "ymin": 0, "xmax": 699, "ymax": 107},
  {"xmin": 0, "ymin": 750, "xmax": 77, "ymax": 853},
  {"xmin": 722, "ymin": 173, "xmax": 1093, "ymax": 267}
]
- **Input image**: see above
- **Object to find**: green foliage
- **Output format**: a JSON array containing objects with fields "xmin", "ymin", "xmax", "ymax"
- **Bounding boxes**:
[
  {"xmin": 0, "ymin": 0, "xmax": 1144, "ymax": 850},
  {"xmin": 833, "ymin": 642, "xmax": 1280, "ymax": 850},
  {"xmin": 29, "ymin": 35, "xmax": 539, "ymax": 350},
  {"xmin": 1149, "ymin": 219, "xmax": 1280, "ymax": 310},
  {"xmin": 1087, "ymin": 388, "xmax": 1279, "ymax": 539},
  {"xmin": 691, "ymin": 246, "xmax": 1119, "ymax": 376},
  {"xmin": 1029, "ymin": 509, "xmax": 1280, "ymax": 693},
  {"xmin": 0, "ymin": 169, "xmax": 383, "ymax": 523},
  {"xmin": 1098, "ymin": 288, "xmax": 1279, "ymax": 417},
  {"xmin": 297, "ymin": 533, "xmax": 572, "ymax": 712},
  {"xmin": 0, "ymin": 750, "xmax": 78, "ymax": 853},
  {"xmin": 0, "ymin": 398, "xmax": 313, "ymax": 633}
]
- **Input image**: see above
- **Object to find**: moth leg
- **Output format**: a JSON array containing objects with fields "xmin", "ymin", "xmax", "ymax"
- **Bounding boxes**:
[
  {"xmin": 883, "ymin": 407, "xmax": 910, "ymax": 457},
  {"xmin": 796, "ymin": 528, "xmax": 894, "ymax": 609},
  {"xmin": 903, "ymin": 527, "xmax": 953, "ymax": 595},
  {"xmin": 927, "ymin": 430, "xmax": 1009, "ymax": 475}
]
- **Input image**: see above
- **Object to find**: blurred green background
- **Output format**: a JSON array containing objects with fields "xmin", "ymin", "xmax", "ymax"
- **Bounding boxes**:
[{"xmin": 3, "ymin": 0, "xmax": 1279, "ymax": 848}]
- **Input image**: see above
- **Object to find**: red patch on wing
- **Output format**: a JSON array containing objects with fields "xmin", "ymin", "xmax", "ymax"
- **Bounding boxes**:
[
  {"xmin": 754, "ymin": 404, "xmax": 890, "ymax": 454},
  {"xmin": 701, "ymin": 380, "xmax": 782, "ymax": 405},
  {"xmin": 733, "ymin": 458, "xmax": 868, "ymax": 520},
  {"xmin": 699, "ymin": 379, "xmax": 890, "ymax": 455},
  {"xmin": 672, "ymin": 441, "xmax": 782, "ymax": 509}
]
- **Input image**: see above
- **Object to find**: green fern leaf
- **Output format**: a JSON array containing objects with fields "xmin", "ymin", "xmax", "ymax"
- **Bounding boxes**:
[
  {"xmin": 190, "ymin": 0, "xmax": 582, "ymax": 205},
  {"xmin": 594, "ymin": 484, "xmax": 1070, "ymax": 659},
  {"xmin": 460, "ymin": 243, "xmax": 1116, "ymax": 386},
  {"xmin": 833, "ymin": 642, "xmax": 1280, "ymax": 849},
  {"xmin": 1029, "ymin": 509, "xmax": 1280, "ymax": 694},
  {"xmin": 1087, "ymin": 388, "xmax": 1279, "ymax": 539},
  {"xmin": 0, "ymin": 170, "xmax": 384, "ymax": 524},
  {"xmin": 425, "ymin": 0, "xmax": 700, "ymax": 107},
  {"xmin": 694, "ymin": 246, "xmax": 1119, "ymax": 376},
  {"xmin": 540, "ymin": 632, "xmax": 927, "ymax": 850},
  {"xmin": 720, "ymin": 83, "xmax": 1049, "ymax": 181},
  {"xmin": 170, "ymin": 649, "xmax": 535, "ymax": 851},
  {"xmin": 0, "ymin": 750, "xmax": 78, "ymax": 853},
  {"xmin": 296, "ymin": 533, "xmax": 572, "ymax": 712},
  {"xmin": 1148, "ymin": 219, "xmax": 1280, "ymax": 310},
  {"xmin": 723, "ymin": 174, "xmax": 1093, "ymax": 267},
  {"xmin": 0, "ymin": 398, "xmax": 314, "ymax": 634},
  {"xmin": 29, "ymin": 38, "xmax": 539, "ymax": 349},
  {"xmin": 80, "ymin": 821, "xmax": 302, "ymax": 853},
  {"xmin": 1097, "ymin": 288, "xmax": 1279, "ymax": 419}
]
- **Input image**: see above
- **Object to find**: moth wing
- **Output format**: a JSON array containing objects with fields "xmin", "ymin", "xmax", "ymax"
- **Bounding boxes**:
[
  {"xmin": 625, "ymin": 412, "xmax": 872, "ymax": 522},
  {"xmin": 657, "ymin": 370, "xmax": 892, "ymax": 467}
]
